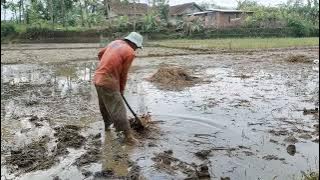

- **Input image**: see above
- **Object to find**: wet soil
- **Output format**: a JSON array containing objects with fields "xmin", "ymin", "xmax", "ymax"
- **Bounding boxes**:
[
  {"xmin": 73, "ymin": 148, "xmax": 100, "ymax": 167},
  {"xmin": 4, "ymin": 123, "xmax": 89, "ymax": 174},
  {"xmin": 195, "ymin": 149, "xmax": 212, "ymax": 159},
  {"xmin": 92, "ymin": 163, "xmax": 141, "ymax": 180},
  {"xmin": 1, "ymin": 44, "xmax": 200, "ymax": 64},
  {"xmin": 286, "ymin": 54, "xmax": 313, "ymax": 63},
  {"xmin": 73, "ymin": 114, "xmax": 157, "ymax": 169},
  {"xmin": 1, "ymin": 44, "xmax": 319, "ymax": 180},
  {"xmin": 303, "ymin": 107, "xmax": 319, "ymax": 115},
  {"xmin": 5, "ymin": 136, "xmax": 56, "ymax": 173},
  {"xmin": 129, "ymin": 113, "xmax": 152, "ymax": 131},
  {"xmin": 151, "ymin": 150, "xmax": 210, "ymax": 179},
  {"xmin": 284, "ymin": 135, "xmax": 299, "ymax": 144},
  {"xmin": 148, "ymin": 66, "xmax": 201, "ymax": 91},
  {"xmin": 286, "ymin": 145, "xmax": 296, "ymax": 156},
  {"xmin": 54, "ymin": 125, "xmax": 85, "ymax": 153}
]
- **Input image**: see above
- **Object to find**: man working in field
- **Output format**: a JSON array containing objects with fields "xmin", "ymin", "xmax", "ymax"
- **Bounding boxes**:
[{"xmin": 94, "ymin": 32, "xmax": 143, "ymax": 144}]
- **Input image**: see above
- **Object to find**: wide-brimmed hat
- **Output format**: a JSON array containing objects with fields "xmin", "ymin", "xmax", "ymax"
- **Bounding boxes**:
[{"xmin": 124, "ymin": 32, "xmax": 143, "ymax": 48}]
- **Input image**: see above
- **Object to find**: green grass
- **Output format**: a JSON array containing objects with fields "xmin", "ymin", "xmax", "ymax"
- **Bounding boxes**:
[{"xmin": 149, "ymin": 37, "xmax": 319, "ymax": 50}]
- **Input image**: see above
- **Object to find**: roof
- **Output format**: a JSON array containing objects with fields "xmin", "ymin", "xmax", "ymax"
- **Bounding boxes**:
[
  {"xmin": 187, "ymin": 9, "xmax": 254, "ymax": 16},
  {"xmin": 207, "ymin": 9, "xmax": 254, "ymax": 13},
  {"xmin": 169, "ymin": 2, "xmax": 204, "ymax": 16},
  {"xmin": 188, "ymin": 11, "xmax": 213, "ymax": 16},
  {"xmin": 110, "ymin": 1, "xmax": 149, "ymax": 15}
]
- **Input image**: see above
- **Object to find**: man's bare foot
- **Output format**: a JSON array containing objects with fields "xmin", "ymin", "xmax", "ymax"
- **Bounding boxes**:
[
  {"xmin": 105, "ymin": 123, "xmax": 112, "ymax": 131},
  {"xmin": 124, "ymin": 136, "xmax": 139, "ymax": 145},
  {"xmin": 124, "ymin": 130, "xmax": 139, "ymax": 145}
]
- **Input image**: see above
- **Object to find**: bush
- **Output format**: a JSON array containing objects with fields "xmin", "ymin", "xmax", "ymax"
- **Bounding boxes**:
[
  {"xmin": 1, "ymin": 23, "xmax": 17, "ymax": 38},
  {"xmin": 23, "ymin": 27, "xmax": 53, "ymax": 39},
  {"xmin": 309, "ymin": 27, "xmax": 319, "ymax": 37},
  {"xmin": 287, "ymin": 18, "xmax": 311, "ymax": 37}
]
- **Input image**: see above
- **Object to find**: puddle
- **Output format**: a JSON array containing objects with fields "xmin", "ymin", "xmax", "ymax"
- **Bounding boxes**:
[{"xmin": 1, "ymin": 49, "xmax": 319, "ymax": 179}]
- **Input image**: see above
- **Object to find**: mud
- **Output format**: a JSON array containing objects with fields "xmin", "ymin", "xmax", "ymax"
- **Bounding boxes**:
[
  {"xmin": 220, "ymin": 177, "xmax": 231, "ymax": 180},
  {"xmin": 52, "ymin": 176, "xmax": 61, "ymax": 180},
  {"xmin": 53, "ymin": 125, "xmax": 86, "ymax": 155},
  {"xmin": 148, "ymin": 66, "xmax": 201, "ymax": 91},
  {"xmin": 1, "ymin": 44, "xmax": 319, "ymax": 180},
  {"xmin": 286, "ymin": 145, "xmax": 296, "ymax": 156},
  {"xmin": 269, "ymin": 129, "xmax": 290, "ymax": 136},
  {"xmin": 4, "ymin": 123, "xmax": 89, "ymax": 175},
  {"xmin": 73, "ymin": 114, "xmax": 156, "ymax": 169},
  {"xmin": 151, "ymin": 150, "xmax": 210, "ymax": 179},
  {"xmin": 129, "ymin": 113, "xmax": 152, "ymax": 131},
  {"xmin": 286, "ymin": 54, "xmax": 313, "ymax": 63},
  {"xmin": 1, "ymin": 44, "xmax": 200, "ymax": 64},
  {"xmin": 284, "ymin": 135, "xmax": 299, "ymax": 143},
  {"xmin": 74, "ymin": 148, "xmax": 100, "ymax": 167},
  {"xmin": 5, "ymin": 136, "xmax": 56, "ymax": 173},
  {"xmin": 74, "ymin": 133, "xmax": 102, "ymax": 167},
  {"xmin": 195, "ymin": 149, "xmax": 212, "ymax": 159},
  {"xmin": 92, "ymin": 163, "xmax": 141, "ymax": 180},
  {"xmin": 262, "ymin": 155, "xmax": 285, "ymax": 161},
  {"xmin": 298, "ymin": 133, "xmax": 313, "ymax": 139},
  {"xmin": 303, "ymin": 107, "xmax": 319, "ymax": 115},
  {"xmin": 129, "ymin": 114, "xmax": 161, "ymax": 140}
]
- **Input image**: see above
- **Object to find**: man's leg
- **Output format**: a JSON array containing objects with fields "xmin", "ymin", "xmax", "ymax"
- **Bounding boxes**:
[
  {"xmin": 109, "ymin": 92, "xmax": 138, "ymax": 144},
  {"xmin": 99, "ymin": 88, "xmax": 137, "ymax": 144},
  {"xmin": 96, "ymin": 86, "xmax": 112, "ymax": 131}
]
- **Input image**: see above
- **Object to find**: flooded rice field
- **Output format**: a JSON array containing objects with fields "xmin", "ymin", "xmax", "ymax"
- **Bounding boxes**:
[{"xmin": 1, "ymin": 44, "xmax": 319, "ymax": 180}]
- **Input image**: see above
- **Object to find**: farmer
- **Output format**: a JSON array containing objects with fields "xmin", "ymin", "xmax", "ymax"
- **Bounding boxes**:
[{"xmin": 94, "ymin": 32, "xmax": 143, "ymax": 144}]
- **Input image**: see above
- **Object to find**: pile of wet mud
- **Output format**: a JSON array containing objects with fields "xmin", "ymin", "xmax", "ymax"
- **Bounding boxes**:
[
  {"xmin": 129, "ymin": 114, "xmax": 152, "ymax": 131},
  {"xmin": 54, "ymin": 125, "xmax": 86, "ymax": 155},
  {"xmin": 286, "ymin": 54, "xmax": 313, "ymax": 63},
  {"xmin": 129, "ymin": 114, "xmax": 161, "ymax": 140},
  {"xmin": 5, "ymin": 136, "xmax": 56, "ymax": 173},
  {"xmin": 5, "ymin": 123, "xmax": 87, "ymax": 173},
  {"xmin": 74, "ymin": 133, "xmax": 102, "ymax": 167},
  {"xmin": 151, "ymin": 150, "xmax": 210, "ymax": 179},
  {"xmin": 4, "ymin": 114, "xmax": 158, "ymax": 175},
  {"xmin": 89, "ymin": 162, "xmax": 141, "ymax": 180},
  {"xmin": 148, "ymin": 66, "xmax": 200, "ymax": 90}
]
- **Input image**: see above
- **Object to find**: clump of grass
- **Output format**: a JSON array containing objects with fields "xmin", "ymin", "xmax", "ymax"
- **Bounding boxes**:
[
  {"xmin": 302, "ymin": 171, "xmax": 319, "ymax": 180},
  {"xmin": 286, "ymin": 54, "xmax": 312, "ymax": 63}
]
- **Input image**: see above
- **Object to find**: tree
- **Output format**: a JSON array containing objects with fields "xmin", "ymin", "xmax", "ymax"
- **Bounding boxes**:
[
  {"xmin": 237, "ymin": 0, "xmax": 258, "ymax": 10},
  {"xmin": 157, "ymin": 0, "xmax": 169, "ymax": 22},
  {"xmin": 61, "ymin": 0, "xmax": 66, "ymax": 27},
  {"xmin": 47, "ymin": 0, "xmax": 54, "ymax": 28},
  {"xmin": 1, "ymin": 0, "xmax": 9, "ymax": 21},
  {"xmin": 84, "ymin": 0, "xmax": 91, "ymax": 28},
  {"xmin": 103, "ymin": 0, "xmax": 110, "ymax": 19},
  {"xmin": 79, "ymin": 0, "xmax": 85, "ymax": 26},
  {"xmin": 8, "ymin": 1, "xmax": 18, "ymax": 22}
]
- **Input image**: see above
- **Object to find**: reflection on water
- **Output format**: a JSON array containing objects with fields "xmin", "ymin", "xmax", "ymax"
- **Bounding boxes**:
[
  {"xmin": 1, "ymin": 62, "xmax": 97, "ymax": 97},
  {"xmin": 102, "ymin": 131, "xmax": 131, "ymax": 177}
]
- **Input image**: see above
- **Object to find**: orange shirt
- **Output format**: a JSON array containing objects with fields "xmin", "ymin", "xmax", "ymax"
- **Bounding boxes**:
[{"xmin": 94, "ymin": 40, "xmax": 135, "ymax": 94}]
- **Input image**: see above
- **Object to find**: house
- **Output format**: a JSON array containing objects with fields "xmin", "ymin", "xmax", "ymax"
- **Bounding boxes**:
[
  {"xmin": 168, "ymin": 2, "xmax": 204, "ymax": 23},
  {"xmin": 106, "ymin": 0, "xmax": 150, "ymax": 19},
  {"xmin": 169, "ymin": 2, "xmax": 204, "ymax": 17},
  {"xmin": 188, "ymin": 9, "xmax": 254, "ymax": 28},
  {"xmin": 105, "ymin": 1, "xmax": 204, "ymax": 21}
]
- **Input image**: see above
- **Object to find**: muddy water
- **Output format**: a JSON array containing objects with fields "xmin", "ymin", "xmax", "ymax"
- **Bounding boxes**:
[{"xmin": 1, "ymin": 49, "xmax": 319, "ymax": 180}]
